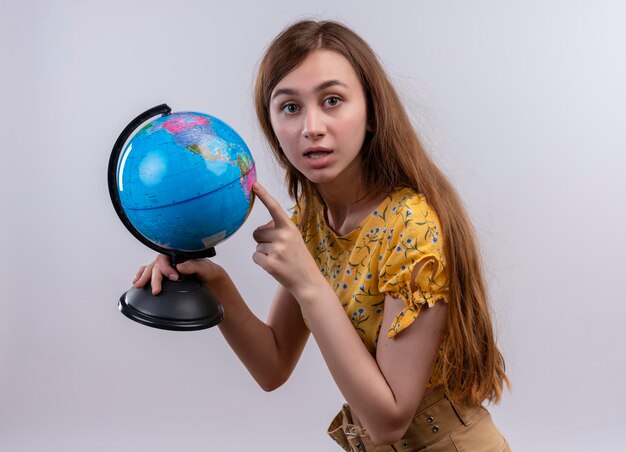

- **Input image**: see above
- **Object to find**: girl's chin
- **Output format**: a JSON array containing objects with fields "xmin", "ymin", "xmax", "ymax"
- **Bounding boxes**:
[
  {"xmin": 305, "ymin": 174, "xmax": 342, "ymax": 188},
  {"xmin": 300, "ymin": 166, "xmax": 362, "ymax": 188},
  {"xmin": 304, "ymin": 174, "xmax": 335, "ymax": 185},
  {"xmin": 295, "ymin": 165, "xmax": 330, "ymax": 182}
]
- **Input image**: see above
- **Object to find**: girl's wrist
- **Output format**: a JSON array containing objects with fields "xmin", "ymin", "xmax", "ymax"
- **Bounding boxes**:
[
  {"xmin": 206, "ymin": 265, "xmax": 233, "ymax": 297},
  {"xmin": 291, "ymin": 272, "xmax": 334, "ymax": 308}
]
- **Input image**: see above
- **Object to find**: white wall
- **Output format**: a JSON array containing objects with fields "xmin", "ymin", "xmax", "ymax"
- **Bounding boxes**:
[{"xmin": 1, "ymin": 1, "xmax": 625, "ymax": 450}]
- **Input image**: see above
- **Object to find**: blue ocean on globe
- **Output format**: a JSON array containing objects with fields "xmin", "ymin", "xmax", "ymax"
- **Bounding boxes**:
[{"xmin": 116, "ymin": 112, "xmax": 256, "ymax": 253}]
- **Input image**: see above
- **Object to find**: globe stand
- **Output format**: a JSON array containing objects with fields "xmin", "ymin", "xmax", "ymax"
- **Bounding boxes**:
[
  {"xmin": 109, "ymin": 104, "xmax": 226, "ymax": 331},
  {"xmin": 118, "ymin": 249, "xmax": 224, "ymax": 331}
]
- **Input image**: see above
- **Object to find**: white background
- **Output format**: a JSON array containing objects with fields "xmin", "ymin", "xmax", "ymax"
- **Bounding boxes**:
[{"xmin": 2, "ymin": 1, "xmax": 625, "ymax": 450}]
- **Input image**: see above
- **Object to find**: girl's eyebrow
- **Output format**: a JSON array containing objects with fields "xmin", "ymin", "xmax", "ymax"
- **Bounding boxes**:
[
  {"xmin": 317, "ymin": 79, "xmax": 347, "ymax": 91},
  {"xmin": 271, "ymin": 79, "xmax": 348, "ymax": 100}
]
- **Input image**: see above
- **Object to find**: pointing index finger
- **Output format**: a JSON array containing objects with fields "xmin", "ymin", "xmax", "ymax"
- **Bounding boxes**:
[{"xmin": 253, "ymin": 182, "xmax": 290, "ymax": 225}]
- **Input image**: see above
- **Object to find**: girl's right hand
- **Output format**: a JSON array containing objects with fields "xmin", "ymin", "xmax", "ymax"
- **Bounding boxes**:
[
  {"xmin": 132, "ymin": 254, "xmax": 178, "ymax": 295},
  {"xmin": 132, "ymin": 254, "xmax": 225, "ymax": 295}
]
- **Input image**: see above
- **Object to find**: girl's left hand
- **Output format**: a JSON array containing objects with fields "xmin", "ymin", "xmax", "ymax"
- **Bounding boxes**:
[{"xmin": 252, "ymin": 182, "xmax": 325, "ymax": 299}]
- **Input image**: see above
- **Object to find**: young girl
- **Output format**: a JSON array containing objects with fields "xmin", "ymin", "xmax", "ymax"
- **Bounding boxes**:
[{"xmin": 134, "ymin": 20, "xmax": 511, "ymax": 451}]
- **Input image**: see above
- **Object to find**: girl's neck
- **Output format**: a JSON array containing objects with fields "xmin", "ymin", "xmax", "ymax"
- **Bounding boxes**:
[{"xmin": 318, "ymin": 179, "xmax": 383, "ymax": 237}]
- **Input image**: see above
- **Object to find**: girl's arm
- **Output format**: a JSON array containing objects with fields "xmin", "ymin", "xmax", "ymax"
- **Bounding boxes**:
[
  {"xmin": 134, "ymin": 255, "xmax": 310, "ymax": 391},
  {"xmin": 303, "ymin": 285, "xmax": 446, "ymax": 445},
  {"xmin": 252, "ymin": 183, "xmax": 447, "ymax": 445}
]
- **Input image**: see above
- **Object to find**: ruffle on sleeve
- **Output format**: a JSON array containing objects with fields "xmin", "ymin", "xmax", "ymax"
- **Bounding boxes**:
[
  {"xmin": 377, "ymin": 198, "xmax": 449, "ymax": 338},
  {"xmin": 384, "ymin": 254, "xmax": 448, "ymax": 338}
]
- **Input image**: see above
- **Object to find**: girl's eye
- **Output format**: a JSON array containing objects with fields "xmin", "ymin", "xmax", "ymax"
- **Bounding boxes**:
[
  {"xmin": 324, "ymin": 96, "xmax": 342, "ymax": 107},
  {"xmin": 282, "ymin": 103, "xmax": 299, "ymax": 114}
]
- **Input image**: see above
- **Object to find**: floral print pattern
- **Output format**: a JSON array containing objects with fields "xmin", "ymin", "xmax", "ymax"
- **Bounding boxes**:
[{"xmin": 292, "ymin": 188, "xmax": 449, "ymax": 356}]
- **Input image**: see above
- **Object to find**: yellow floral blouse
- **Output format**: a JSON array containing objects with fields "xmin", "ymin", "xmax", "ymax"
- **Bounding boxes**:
[{"xmin": 292, "ymin": 187, "xmax": 449, "ymax": 356}]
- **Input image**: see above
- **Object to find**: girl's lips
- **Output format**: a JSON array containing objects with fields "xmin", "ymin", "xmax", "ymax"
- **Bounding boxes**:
[
  {"xmin": 304, "ymin": 146, "xmax": 332, "ymax": 157},
  {"xmin": 305, "ymin": 151, "xmax": 331, "ymax": 159},
  {"xmin": 303, "ymin": 150, "xmax": 333, "ymax": 169}
]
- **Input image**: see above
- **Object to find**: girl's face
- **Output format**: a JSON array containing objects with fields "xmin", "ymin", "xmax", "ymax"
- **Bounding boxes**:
[{"xmin": 269, "ymin": 50, "xmax": 368, "ymax": 189}]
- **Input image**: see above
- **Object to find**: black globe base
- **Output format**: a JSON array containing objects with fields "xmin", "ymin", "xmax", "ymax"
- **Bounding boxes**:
[{"xmin": 118, "ymin": 275, "xmax": 224, "ymax": 331}]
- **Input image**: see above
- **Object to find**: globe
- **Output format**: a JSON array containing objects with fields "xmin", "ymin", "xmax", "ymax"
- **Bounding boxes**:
[
  {"xmin": 108, "ymin": 104, "xmax": 256, "ymax": 331},
  {"xmin": 115, "ymin": 108, "xmax": 256, "ymax": 256}
]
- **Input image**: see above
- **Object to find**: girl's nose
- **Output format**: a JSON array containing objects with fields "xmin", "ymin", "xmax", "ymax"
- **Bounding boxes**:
[{"xmin": 302, "ymin": 109, "xmax": 326, "ymax": 139}]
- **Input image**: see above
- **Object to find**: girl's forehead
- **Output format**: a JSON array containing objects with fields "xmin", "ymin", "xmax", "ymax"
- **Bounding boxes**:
[{"xmin": 272, "ymin": 50, "xmax": 361, "ymax": 94}]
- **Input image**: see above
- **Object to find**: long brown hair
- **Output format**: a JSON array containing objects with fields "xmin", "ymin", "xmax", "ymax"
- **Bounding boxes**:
[{"xmin": 254, "ymin": 20, "xmax": 509, "ymax": 406}]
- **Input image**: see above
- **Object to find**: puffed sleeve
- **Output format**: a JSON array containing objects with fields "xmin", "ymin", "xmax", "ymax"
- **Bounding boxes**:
[{"xmin": 377, "ymin": 196, "xmax": 449, "ymax": 339}]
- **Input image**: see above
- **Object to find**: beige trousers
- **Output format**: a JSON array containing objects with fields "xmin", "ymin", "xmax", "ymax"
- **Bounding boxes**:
[{"xmin": 327, "ymin": 387, "xmax": 511, "ymax": 451}]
